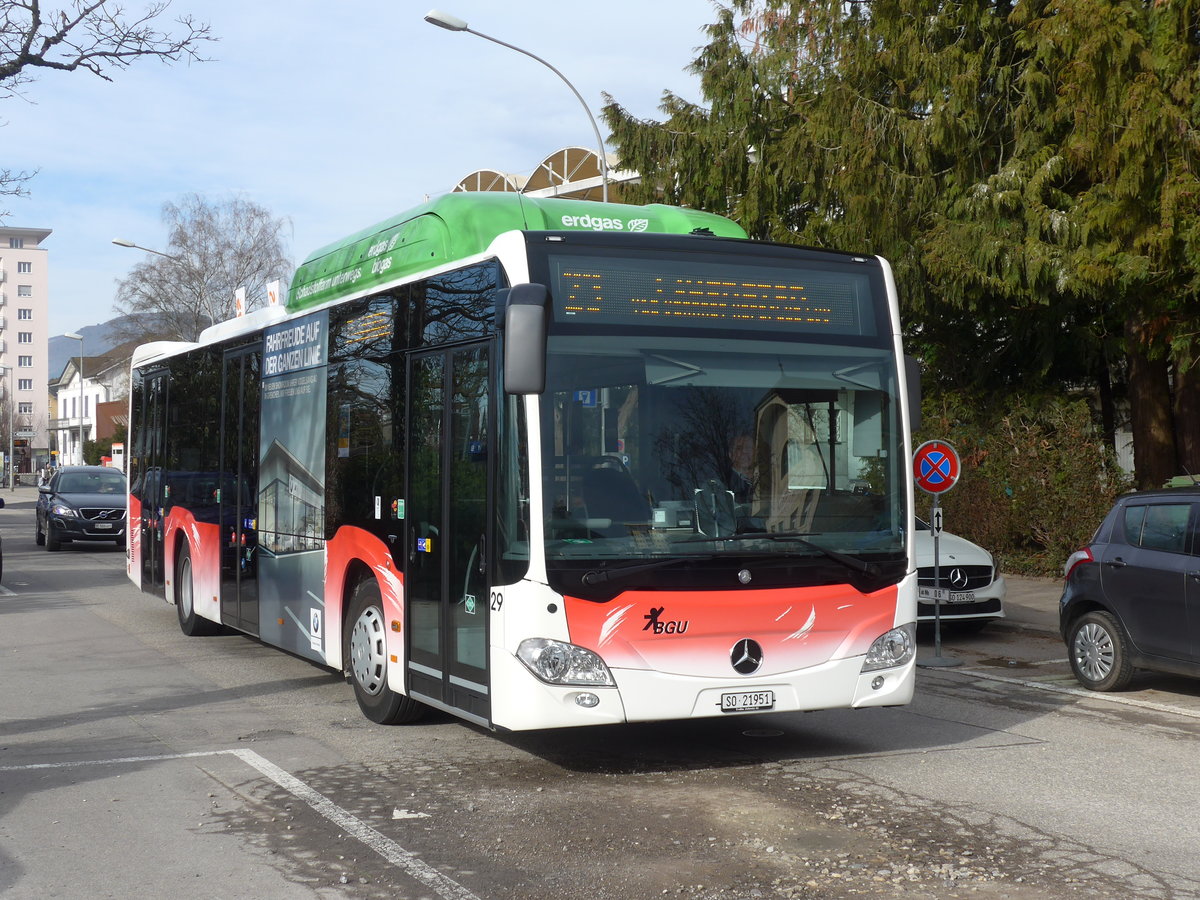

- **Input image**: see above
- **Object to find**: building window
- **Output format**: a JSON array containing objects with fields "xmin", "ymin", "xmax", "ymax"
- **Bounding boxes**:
[
  {"xmin": 17, "ymin": 309, "xmax": 31, "ymax": 320},
  {"xmin": 8, "ymin": 238, "xmax": 23, "ymax": 249},
  {"xmin": 17, "ymin": 379, "xmax": 31, "ymax": 390},
  {"xmin": 17, "ymin": 285, "xmax": 31, "ymax": 297},
  {"xmin": 18, "ymin": 332, "xmax": 31, "ymax": 343},
  {"xmin": 17, "ymin": 261, "xmax": 31, "ymax": 274},
  {"xmin": 17, "ymin": 402, "xmax": 32, "ymax": 415},
  {"xmin": 18, "ymin": 355, "xmax": 31, "ymax": 367}
]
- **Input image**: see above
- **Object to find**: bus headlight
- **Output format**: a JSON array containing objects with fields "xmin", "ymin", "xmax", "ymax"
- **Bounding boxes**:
[
  {"xmin": 861, "ymin": 624, "xmax": 915, "ymax": 672},
  {"xmin": 517, "ymin": 638, "xmax": 615, "ymax": 686}
]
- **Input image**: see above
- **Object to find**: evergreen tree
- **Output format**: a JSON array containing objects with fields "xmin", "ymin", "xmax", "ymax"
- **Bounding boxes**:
[{"xmin": 604, "ymin": 0, "xmax": 1200, "ymax": 487}]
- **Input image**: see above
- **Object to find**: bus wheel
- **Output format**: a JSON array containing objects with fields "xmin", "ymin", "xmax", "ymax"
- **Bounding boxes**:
[
  {"xmin": 176, "ymin": 542, "xmax": 220, "ymax": 636},
  {"xmin": 345, "ymin": 577, "xmax": 424, "ymax": 725}
]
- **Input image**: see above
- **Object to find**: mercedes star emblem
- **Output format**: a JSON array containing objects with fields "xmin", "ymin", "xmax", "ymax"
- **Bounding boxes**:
[{"xmin": 730, "ymin": 638, "xmax": 763, "ymax": 675}]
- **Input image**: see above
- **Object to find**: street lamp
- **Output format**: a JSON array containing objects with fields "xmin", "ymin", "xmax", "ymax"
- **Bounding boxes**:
[
  {"xmin": 423, "ymin": 9, "xmax": 610, "ymax": 201},
  {"xmin": 64, "ymin": 332, "xmax": 85, "ymax": 466},
  {"xmin": 111, "ymin": 237, "xmax": 184, "ymax": 262},
  {"xmin": 0, "ymin": 364, "xmax": 12, "ymax": 490}
]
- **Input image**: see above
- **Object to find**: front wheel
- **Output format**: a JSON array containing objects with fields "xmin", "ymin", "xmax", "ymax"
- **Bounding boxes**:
[
  {"xmin": 1069, "ymin": 610, "xmax": 1134, "ymax": 691},
  {"xmin": 344, "ymin": 577, "xmax": 424, "ymax": 725}
]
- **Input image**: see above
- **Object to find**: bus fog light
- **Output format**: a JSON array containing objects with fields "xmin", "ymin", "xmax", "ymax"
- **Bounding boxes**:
[
  {"xmin": 871, "ymin": 676, "xmax": 885, "ymax": 690},
  {"xmin": 517, "ymin": 638, "xmax": 615, "ymax": 686},
  {"xmin": 574, "ymin": 692, "xmax": 600, "ymax": 708},
  {"xmin": 862, "ymin": 624, "xmax": 915, "ymax": 672}
]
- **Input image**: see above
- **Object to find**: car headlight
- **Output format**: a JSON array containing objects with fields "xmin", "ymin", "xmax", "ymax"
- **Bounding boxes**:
[
  {"xmin": 49, "ymin": 502, "xmax": 78, "ymax": 518},
  {"xmin": 862, "ymin": 624, "xmax": 916, "ymax": 672},
  {"xmin": 517, "ymin": 638, "xmax": 615, "ymax": 686}
]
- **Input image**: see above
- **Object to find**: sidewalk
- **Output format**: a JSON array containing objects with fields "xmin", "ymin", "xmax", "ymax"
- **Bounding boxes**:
[{"xmin": 999, "ymin": 574, "xmax": 1064, "ymax": 635}]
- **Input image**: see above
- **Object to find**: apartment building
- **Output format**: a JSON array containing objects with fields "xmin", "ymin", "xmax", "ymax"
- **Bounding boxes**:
[{"xmin": 0, "ymin": 226, "xmax": 51, "ymax": 474}]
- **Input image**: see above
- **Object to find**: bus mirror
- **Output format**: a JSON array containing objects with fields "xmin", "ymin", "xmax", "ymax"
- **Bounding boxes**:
[
  {"xmin": 503, "ymin": 283, "xmax": 548, "ymax": 394},
  {"xmin": 904, "ymin": 355, "xmax": 922, "ymax": 432}
]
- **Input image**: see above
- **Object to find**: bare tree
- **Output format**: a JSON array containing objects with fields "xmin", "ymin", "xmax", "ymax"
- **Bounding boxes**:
[
  {"xmin": 113, "ymin": 193, "xmax": 293, "ymax": 342},
  {"xmin": 0, "ymin": 0, "xmax": 213, "ymax": 211}
]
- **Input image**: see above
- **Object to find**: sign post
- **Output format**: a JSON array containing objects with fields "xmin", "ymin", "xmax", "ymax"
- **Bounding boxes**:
[{"xmin": 912, "ymin": 440, "xmax": 961, "ymax": 668}]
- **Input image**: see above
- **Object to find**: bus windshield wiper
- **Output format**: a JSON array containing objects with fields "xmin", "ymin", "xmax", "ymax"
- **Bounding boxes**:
[
  {"xmin": 677, "ymin": 531, "xmax": 879, "ymax": 575},
  {"xmin": 580, "ymin": 554, "xmax": 716, "ymax": 586}
]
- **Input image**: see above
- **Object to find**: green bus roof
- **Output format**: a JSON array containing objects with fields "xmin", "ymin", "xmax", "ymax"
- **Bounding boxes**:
[{"xmin": 287, "ymin": 193, "xmax": 747, "ymax": 312}]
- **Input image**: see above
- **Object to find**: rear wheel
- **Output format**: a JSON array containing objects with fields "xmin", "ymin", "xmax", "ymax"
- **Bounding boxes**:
[
  {"xmin": 176, "ymin": 542, "xmax": 220, "ymax": 636},
  {"xmin": 1069, "ymin": 610, "xmax": 1133, "ymax": 691},
  {"xmin": 344, "ymin": 577, "xmax": 424, "ymax": 725}
]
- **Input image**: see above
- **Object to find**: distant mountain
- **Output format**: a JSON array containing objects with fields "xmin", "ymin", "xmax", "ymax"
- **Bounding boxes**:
[{"xmin": 49, "ymin": 315, "xmax": 163, "ymax": 378}]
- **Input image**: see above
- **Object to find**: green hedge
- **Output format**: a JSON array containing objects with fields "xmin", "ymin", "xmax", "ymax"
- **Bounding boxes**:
[{"xmin": 915, "ymin": 395, "xmax": 1131, "ymax": 576}]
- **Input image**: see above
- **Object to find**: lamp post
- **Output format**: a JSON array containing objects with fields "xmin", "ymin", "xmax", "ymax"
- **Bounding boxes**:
[
  {"xmin": 64, "ymin": 332, "xmax": 85, "ymax": 466},
  {"xmin": 0, "ymin": 364, "xmax": 12, "ymax": 490},
  {"xmin": 423, "ymin": 9, "xmax": 610, "ymax": 201}
]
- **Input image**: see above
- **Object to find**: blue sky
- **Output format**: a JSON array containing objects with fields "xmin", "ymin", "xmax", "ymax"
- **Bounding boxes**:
[{"xmin": 4, "ymin": 0, "xmax": 720, "ymax": 338}]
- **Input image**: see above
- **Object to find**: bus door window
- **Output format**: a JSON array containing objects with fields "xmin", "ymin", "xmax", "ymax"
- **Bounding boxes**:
[
  {"xmin": 406, "ymin": 345, "xmax": 491, "ymax": 718},
  {"xmin": 220, "ymin": 347, "xmax": 261, "ymax": 634},
  {"xmin": 407, "ymin": 353, "xmax": 444, "ymax": 678},
  {"xmin": 135, "ymin": 371, "xmax": 168, "ymax": 593}
]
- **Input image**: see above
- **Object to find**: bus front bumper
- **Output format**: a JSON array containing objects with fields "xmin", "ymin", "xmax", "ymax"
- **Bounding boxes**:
[{"xmin": 488, "ymin": 652, "xmax": 915, "ymax": 731}]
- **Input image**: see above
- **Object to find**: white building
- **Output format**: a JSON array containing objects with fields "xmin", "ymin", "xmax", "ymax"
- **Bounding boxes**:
[
  {"xmin": 0, "ymin": 226, "xmax": 52, "ymax": 473},
  {"xmin": 51, "ymin": 351, "xmax": 130, "ymax": 467}
]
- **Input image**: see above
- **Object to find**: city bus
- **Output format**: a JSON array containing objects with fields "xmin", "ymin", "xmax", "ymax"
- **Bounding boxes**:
[{"xmin": 126, "ymin": 192, "xmax": 919, "ymax": 731}]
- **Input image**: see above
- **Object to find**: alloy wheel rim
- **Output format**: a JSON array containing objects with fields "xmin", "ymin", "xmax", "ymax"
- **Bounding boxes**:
[{"xmin": 1074, "ymin": 622, "xmax": 1115, "ymax": 682}]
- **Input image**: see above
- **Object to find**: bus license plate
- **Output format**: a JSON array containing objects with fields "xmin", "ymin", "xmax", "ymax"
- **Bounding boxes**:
[
  {"xmin": 720, "ymin": 690, "xmax": 775, "ymax": 712},
  {"xmin": 947, "ymin": 590, "xmax": 975, "ymax": 603}
]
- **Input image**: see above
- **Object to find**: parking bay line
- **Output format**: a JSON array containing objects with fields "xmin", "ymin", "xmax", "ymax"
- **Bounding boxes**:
[
  {"xmin": 0, "ymin": 748, "xmax": 483, "ymax": 900},
  {"xmin": 948, "ymin": 666, "xmax": 1200, "ymax": 721}
]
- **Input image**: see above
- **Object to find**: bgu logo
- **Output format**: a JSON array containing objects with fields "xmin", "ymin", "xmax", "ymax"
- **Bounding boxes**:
[{"xmin": 643, "ymin": 606, "xmax": 690, "ymax": 635}]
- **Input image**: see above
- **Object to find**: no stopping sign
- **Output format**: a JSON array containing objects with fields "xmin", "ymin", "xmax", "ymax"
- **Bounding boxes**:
[{"xmin": 912, "ymin": 440, "xmax": 960, "ymax": 494}]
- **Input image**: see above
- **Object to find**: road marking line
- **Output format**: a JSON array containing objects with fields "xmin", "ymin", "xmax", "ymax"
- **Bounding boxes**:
[
  {"xmin": 945, "ymin": 668, "xmax": 1200, "ymax": 721},
  {"xmin": 0, "ymin": 584, "xmax": 16, "ymax": 596},
  {"xmin": 0, "ymin": 748, "xmax": 482, "ymax": 900}
]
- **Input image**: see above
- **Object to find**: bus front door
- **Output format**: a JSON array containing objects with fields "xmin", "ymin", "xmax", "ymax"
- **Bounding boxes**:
[
  {"xmin": 219, "ymin": 346, "xmax": 261, "ymax": 635},
  {"xmin": 406, "ymin": 344, "xmax": 491, "ymax": 725}
]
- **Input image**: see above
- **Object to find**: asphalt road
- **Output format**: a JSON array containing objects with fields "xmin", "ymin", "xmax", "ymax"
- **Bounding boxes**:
[{"xmin": 2, "ymin": 486, "xmax": 1199, "ymax": 900}]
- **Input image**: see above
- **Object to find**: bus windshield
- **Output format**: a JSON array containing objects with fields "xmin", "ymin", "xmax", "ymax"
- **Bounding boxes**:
[{"xmin": 539, "ymin": 332, "xmax": 906, "ymax": 570}]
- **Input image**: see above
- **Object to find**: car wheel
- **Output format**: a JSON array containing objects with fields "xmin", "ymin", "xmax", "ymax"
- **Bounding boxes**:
[
  {"xmin": 35, "ymin": 517, "xmax": 45, "ymax": 546},
  {"xmin": 344, "ymin": 577, "xmax": 424, "ymax": 725},
  {"xmin": 1069, "ymin": 610, "xmax": 1134, "ymax": 691},
  {"xmin": 46, "ymin": 526, "xmax": 61, "ymax": 552},
  {"xmin": 176, "ymin": 542, "xmax": 220, "ymax": 636}
]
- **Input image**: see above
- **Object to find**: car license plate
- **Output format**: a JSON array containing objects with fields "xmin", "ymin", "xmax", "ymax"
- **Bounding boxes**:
[
  {"xmin": 720, "ymin": 690, "xmax": 775, "ymax": 712},
  {"xmin": 94, "ymin": 522, "xmax": 113, "ymax": 530},
  {"xmin": 947, "ymin": 590, "xmax": 975, "ymax": 603}
]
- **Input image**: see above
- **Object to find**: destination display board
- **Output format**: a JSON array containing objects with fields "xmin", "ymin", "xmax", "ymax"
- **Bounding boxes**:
[{"xmin": 548, "ymin": 254, "xmax": 878, "ymax": 336}]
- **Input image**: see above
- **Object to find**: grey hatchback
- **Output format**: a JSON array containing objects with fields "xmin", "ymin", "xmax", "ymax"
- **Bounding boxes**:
[{"xmin": 1059, "ymin": 487, "xmax": 1200, "ymax": 691}]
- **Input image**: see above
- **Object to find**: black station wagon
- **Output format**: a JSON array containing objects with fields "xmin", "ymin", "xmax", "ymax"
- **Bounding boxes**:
[{"xmin": 1060, "ymin": 488, "xmax": 1200, "ymax": 691}]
